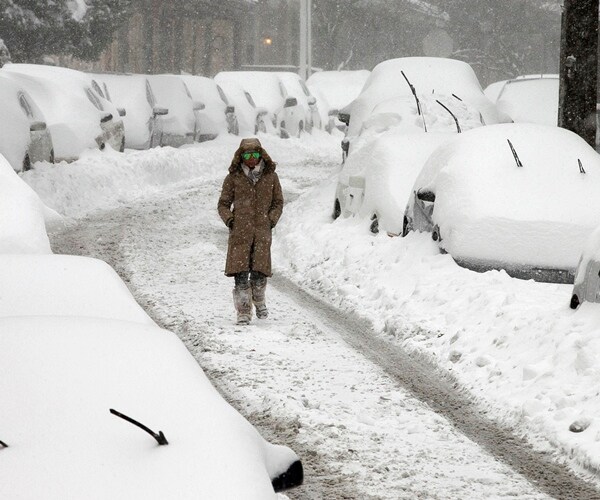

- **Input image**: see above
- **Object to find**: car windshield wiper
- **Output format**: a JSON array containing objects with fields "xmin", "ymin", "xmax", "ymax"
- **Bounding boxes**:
[
  {"xmin": 401, "ymin": 70, "xmax": 428, "ymax": 132},
  {"xmin": 110, "ymin": 408, "xmax": 169, "ymax": 445},
  {"xmin": 579, "ymin": 158, "xmax": 586, "ymax": 174},
  {"xmin": 507, "ymin": 139, "xmax": 523, "ymax": 167},
  {"xmin": 0, "ymin": 440, "xmax": 8, "ymax": 448},
  {"xmin": 436, "ymin": 100, "xmax": 461, "ymax": 133}
]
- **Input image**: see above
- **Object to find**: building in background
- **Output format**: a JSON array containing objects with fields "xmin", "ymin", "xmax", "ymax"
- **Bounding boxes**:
[{"xmin": 97, "ymin": 0, "xmax": 253, "ymax": 76}]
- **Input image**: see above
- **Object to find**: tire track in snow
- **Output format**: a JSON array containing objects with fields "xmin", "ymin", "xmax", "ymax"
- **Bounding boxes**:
[
  {"xmin": 269, "ymin": 273, "xmax": 600, "ymax": 500},
  {"xmin": 48, "ymin": 163, "xmax": 600, "ymax": 500}
]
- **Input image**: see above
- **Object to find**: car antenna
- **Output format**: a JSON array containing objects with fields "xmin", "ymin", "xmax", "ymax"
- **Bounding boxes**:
[
  {"xmin": 578, "ymin": 159, "xmax": 586, "ymax": 174},
  {"xmin": 110, "ymin": 408, "xmax": 169, "ymax": 445},
  {"xmin": 401, "ymin": 70, "xmax": 428, "ymax": 132},
  {"xmin": 452, "ymin": 93, "xmax": 463, "ymax": 101},
  {"xmin": 507, "ymin": 139, "xmax": 523, "ymax": 167},
  {"xmin": 0, "ymin": 440, "xmax": 8, "ymax": 448},
  {"xmin": 436, "ymin": 100, "xmax": 461, "ymax": 133}
]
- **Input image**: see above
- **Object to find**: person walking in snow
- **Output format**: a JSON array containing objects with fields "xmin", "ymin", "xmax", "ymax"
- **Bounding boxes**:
[{"xmin": 218, "ymin": 138, "xmax": 284, "ymax": 325}]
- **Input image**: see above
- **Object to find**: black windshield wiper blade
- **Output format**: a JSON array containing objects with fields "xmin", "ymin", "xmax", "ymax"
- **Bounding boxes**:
[
  {"xmin": 0, "ymin": 440, "xmax": 8, "ymax": 448},
  {"xmin": 401, "ymin": 70, "xmax": 428, "ymax": 132},
  {"xmin": 110, "ymin": 408, "xmax": 169, "ymax": 445},
  {"xmin": 507, "ymin": 139, "xmax": 523, "ymax": 167},
  {"xmin": 436, "ymin": 100, "xmax": 461, "ymax": 133}
]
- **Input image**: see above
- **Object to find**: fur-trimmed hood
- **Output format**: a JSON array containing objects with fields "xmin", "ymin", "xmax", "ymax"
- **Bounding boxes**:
[{"xmin": 228, "ymin": 138, "xmax": 276, "ymax": 174}]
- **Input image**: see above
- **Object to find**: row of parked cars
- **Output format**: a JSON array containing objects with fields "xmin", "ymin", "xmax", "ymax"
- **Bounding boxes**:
[
  {"xmin": 0, "ymin": 63, "xmax": 349, "ymax": 174},
  {"xmin": 333, "ymin": 56, "xmax": 600, "ymax": 285}
]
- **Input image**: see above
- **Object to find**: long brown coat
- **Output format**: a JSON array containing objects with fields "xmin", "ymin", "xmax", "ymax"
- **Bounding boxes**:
[{"xmin": 218, "ymin": 139, "xmax": 284, "ymax": 277}]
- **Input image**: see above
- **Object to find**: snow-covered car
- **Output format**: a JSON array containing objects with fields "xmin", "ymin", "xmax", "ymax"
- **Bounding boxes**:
[
  {"xmin": 177, "ymin": 74, "xmax": 239, "ymax": 141},
  {"xmin": 0, "ymin": 153, "xmax": 57, "ymax": 254},
  {"xmin": 1, "ymin": 64, "xmax": 125, "ymax": 161},
  {"xmin": 306, "ymin": 70, "xmax": 370, "ymax": 124},
  {"xmin": 277, "ymin": 71, "xmax": 321, "ymax": 132},
  {"xmin": 333, "ymin": 130, "xmax": 457, "ymax": 235},
  {"xmin": 146, "ymin": 75, "xmax": 202, "ymax": 148},
  {"xmin": 342, "ymin": 57, "xmax": 512, "ymax": 159},
  {"xmin": 305, "ymin": 84, "xmax": 336, "ymax": 133},
  {"xmin": 403, "ymin": 123, "xmax": 600, "ymax": 283},
  {"xmin": 213, "ymin": 78, "xmax": 268, "ymax": 136},
  {"xmin": 0, "ymin": 74, "xmax": 53, "ymax": 172},
  {"xmin": 570, "ymin": 225, "xmax": 600, "ymax": 309},
  {"xmin": 484, "ymin": 74, "xmax": 559, "ymax": 126},
  {"xmin": 333, "ymin": 82, "xmax": 485, "ymax": 227},
  {"xmin": 215, "ymin": 71, "xmax": 301, "ymax": 138},
  {"xmin": 90, "ymin": 73, "xmax": 168, "ymax": 150},
  {"xmin": 0, "ymin": 253, "xmax": 303, "ymax": 499}
]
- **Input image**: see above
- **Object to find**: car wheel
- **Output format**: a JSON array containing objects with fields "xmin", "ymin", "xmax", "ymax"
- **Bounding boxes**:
[
  {"xmin": 280, "ymin": 122, "xmax": 289, "ymax": 139},
  {"xmin": 570, "ymin": 294, "xmax": 580, "ymax": 309},
  {"xmin": 49, "ymin": 149, "xmax": 55, "ymax": 163},
  {"xmin": 120, "ymin": 137, "xmax": 125, "ymax": 152},
  {"xmin": 297, "ymin": 121, "xmax": 304, "ymax": 138},
  {"xmin": 22, "ymin": 153, "xmax": 31, "ymax": 172},
  {"xmin": 333, "ymin": 199, "xmax": 341, "ymax": 220},
  {"xmin": 370, "ymin": 214, "xmax": 379, "ymax": 234},
  {"xmin": 432, "ymin": 224, "xmax": 441, "ymax": 242}
]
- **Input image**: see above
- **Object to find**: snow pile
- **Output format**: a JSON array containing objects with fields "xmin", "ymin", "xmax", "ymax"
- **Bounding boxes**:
[
  {"xmin": 273, "ymin": 161, "xmax": 600, "ymax": 474},
  {"xmin": 18, "ymin": 131, "xmax": 600, "ymax": 477},
  {"xmin": 0, "ymin": 154, "xmax": 58, "ymax": 254},
  {"xmin": 23, "ymin": 133, "xmax": 338, "ymax": 219}
]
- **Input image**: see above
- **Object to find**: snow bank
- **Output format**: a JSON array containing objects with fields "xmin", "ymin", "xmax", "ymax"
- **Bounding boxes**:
[{"xmin": 0, "ymin": 154, "xmax": 56, "ymax": 254}]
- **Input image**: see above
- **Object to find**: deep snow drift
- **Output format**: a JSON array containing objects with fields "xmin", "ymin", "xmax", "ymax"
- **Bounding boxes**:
[{"xmin": 20, "ymin": 132, "xmax": 600, "ymax": 482}]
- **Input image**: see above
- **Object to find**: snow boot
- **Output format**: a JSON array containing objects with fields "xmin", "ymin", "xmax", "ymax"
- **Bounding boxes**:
[
  {"xmin": 251, "ymin": 278, "xmax": 268, "ymax": 319},
  {"xmin": 233, "ymin": 285, "xmax": 252, "ymax": 325}
]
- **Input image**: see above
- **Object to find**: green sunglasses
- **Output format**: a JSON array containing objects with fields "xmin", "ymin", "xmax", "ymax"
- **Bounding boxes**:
[{"xmin": 242, "ymin": 151, "xmax": 261, "ymax": 160}]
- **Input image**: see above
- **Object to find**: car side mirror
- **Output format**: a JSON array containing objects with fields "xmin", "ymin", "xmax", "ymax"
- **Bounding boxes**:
[
  {"xmin": 338, "ymin": 112, "xmax": 350, "ymax": 125},
  {"xmin": 100, "ymin": 112, "xmax": 113, "ymax": 123},
  {"xmin": 29, "ymin": 121, "xmax": 46, "ymax": 132},
  {"xmin": 225, "ymin": 105, "xmax": 235, "ymax": 114},
  {"xmin": 153, "ymin": 107, "xmax": 168, "ymax": 116},
  {"xmin": 284, "ymin": 97, "xmax": 298, "ymax": 108},
  {"xmin": 307, "ymin": 96, "xmax": 316, "ymax": 105},
  {"xmin": 117, "ymin": 108, "xmax": 126, "ymax": 117},
  {"xmin": 193, "ymin": 101, "xmax": 205, "ymax": 111},
  {"xmin": 416, "ymin": 189, "xmax": 436, "ymax": 203}
]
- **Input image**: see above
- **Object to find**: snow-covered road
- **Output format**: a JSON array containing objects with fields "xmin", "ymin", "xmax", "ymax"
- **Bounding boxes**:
[{"xmin": 44, "ymin": 135, "xmax": 600, "ymax": 499}]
